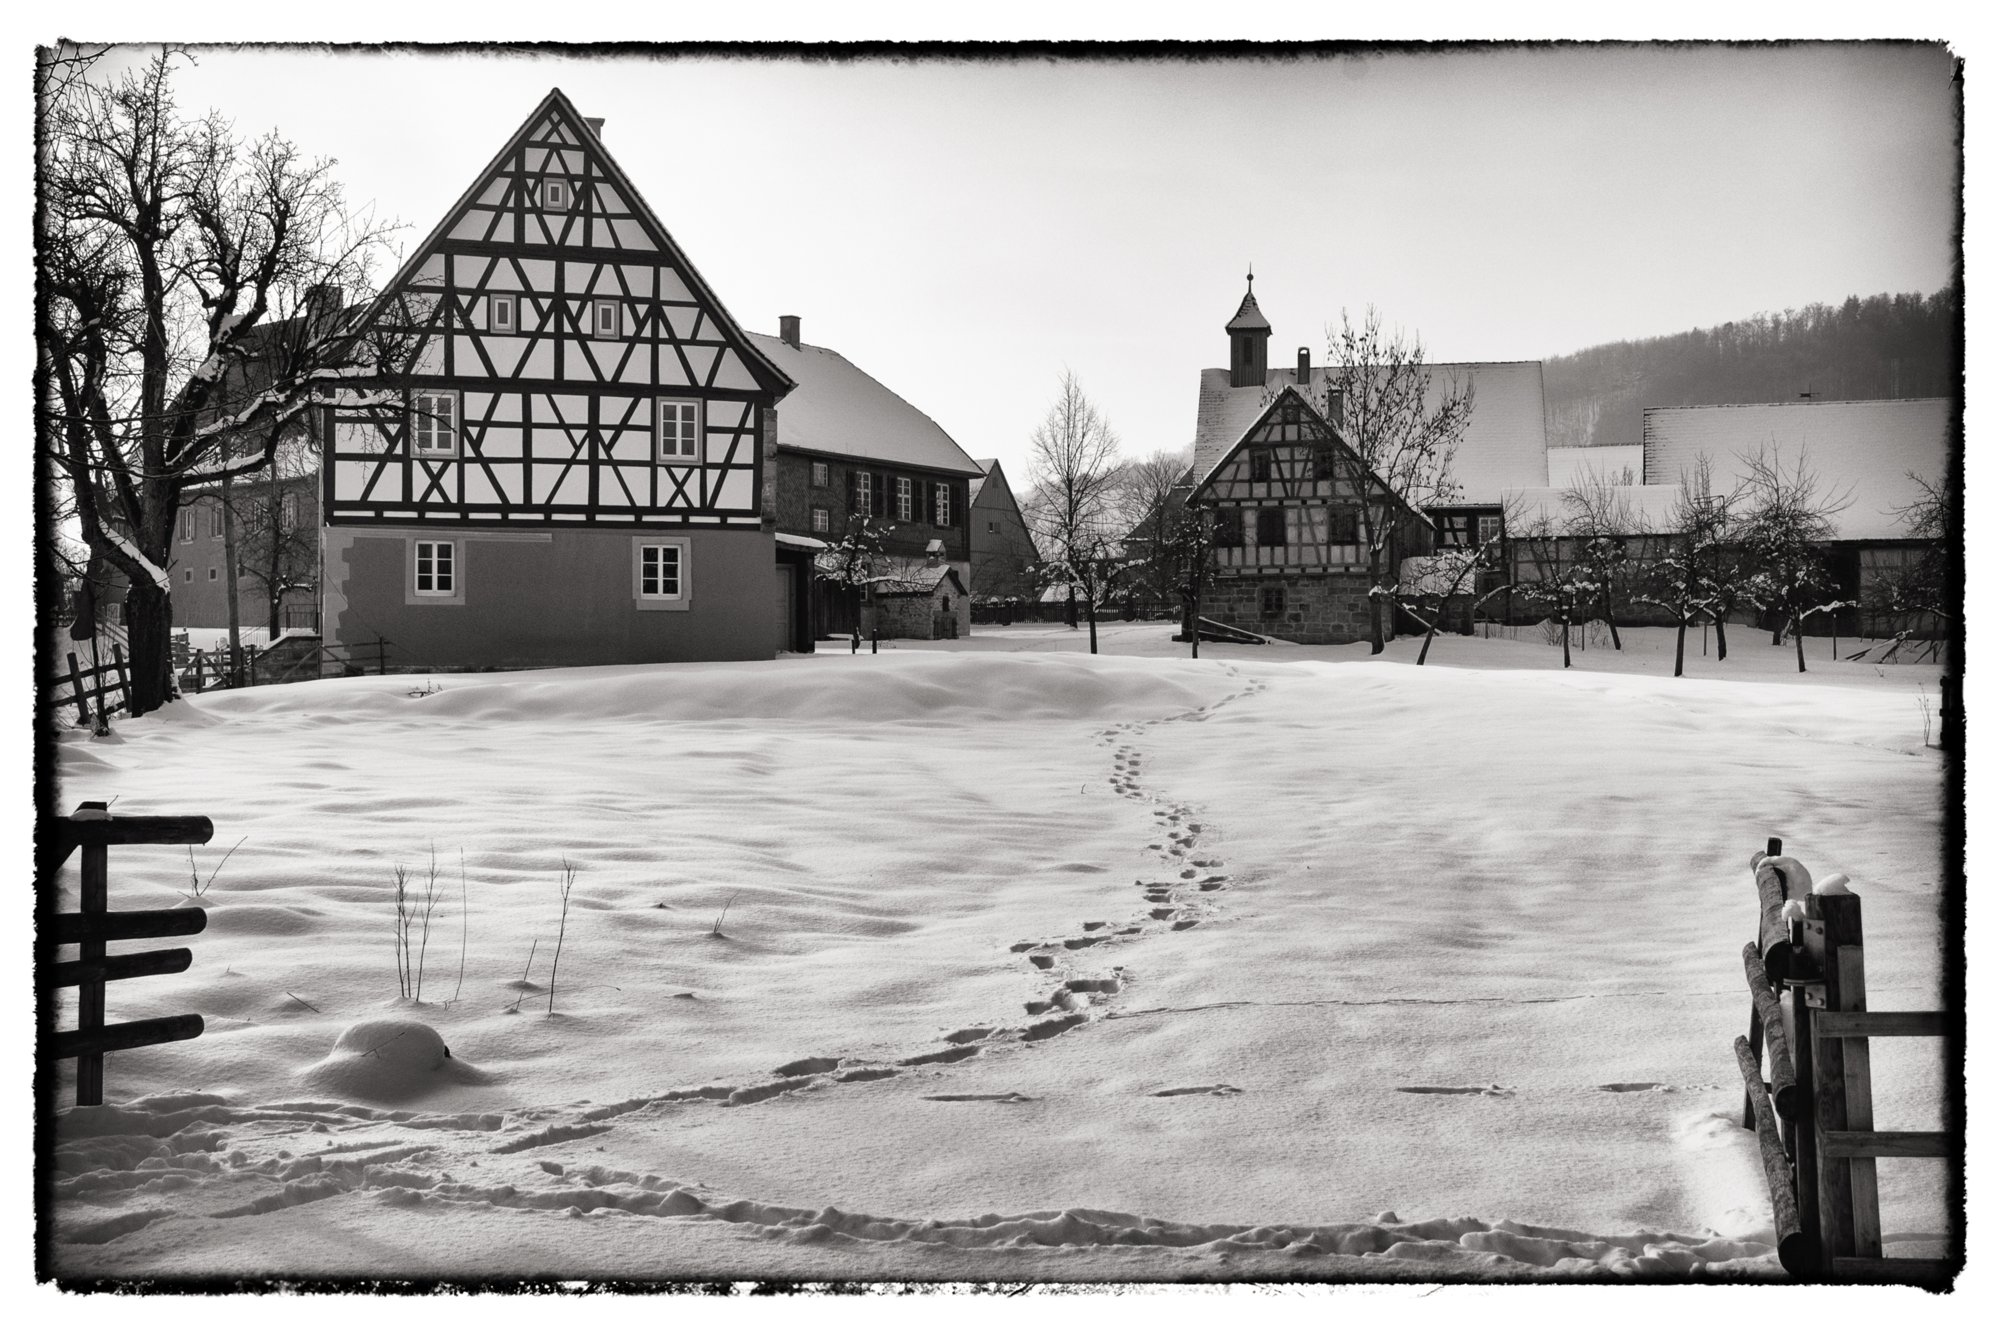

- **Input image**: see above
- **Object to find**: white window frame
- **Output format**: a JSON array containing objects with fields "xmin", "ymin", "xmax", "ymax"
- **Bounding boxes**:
[
  {"xmin": 1476, "ymin": 514, "xmax": 1503, "ymax": 546},
  {"xmin": 592, "ymin": 298, "xmax": 622, "ymax": 339},
  {"xmin": 414, "ymin": 540, "xmax": 456, "ymax": 597},
  {"xmin": 657, "ymin": 398, "xmax": 702, "ymax": 461},
  {"xmin": 180, "ymin": 513, "xmax": 194, "ymax": 543},
  {"xmin": 632, "ymin": 536, "xmax": 692, "ymax": 612},
  {"xmin": 638, "ymin": 544, "xmax": 683, "ymax": 601},
  {"xmin": 811, "ymin": 461, "xmax": 829, "ymax": 489},
  {"xmin": 933, "ymin": 482, "xmax": 951, "ymax": 527},
  {"xmin": 488, "ymin": 293, "xmax": 518, "ymax": 334},
  {"xmin": 183, "ymin": 568, "xmax": 193, "ymax": 582},
  {"xmin": 855, "ymin": 470, "xmax": 874, "ymax": 517},
  {"xmin": 410, "ymin": 390, "xmax": 460, "ymax": 457},
  {"xmin": 542, "ymin": 176, "xmax": 570, "ymax": 211},
  {"xmin": 207, "ymin": 567, "xmax": 218, "ymax": 581},
  {"xmin": 896, "ymin": 477, "xmax": 914, "ymax": 522},
  {"xmin": 811, "ymin": 506, "xmax": 829, "ymax": 534}
]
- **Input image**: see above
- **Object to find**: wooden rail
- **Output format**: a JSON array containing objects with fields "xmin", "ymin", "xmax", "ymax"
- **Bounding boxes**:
[
  {"xmin": 48, "ymin": 645, "xmax": 132, "ymax": 728},
  {"xmin": 1733, "ymin": 836, "xmax": 1957, "ymax": 1285},
  {"xmin": 39, "ymin": 801, "xmax": 213, "ymax": 1107}
]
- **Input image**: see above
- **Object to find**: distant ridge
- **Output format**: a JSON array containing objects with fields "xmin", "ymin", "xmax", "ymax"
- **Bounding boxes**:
[{"xmin": 1542, "ymin": 287, "xmax": 1957, "ymax": 449}]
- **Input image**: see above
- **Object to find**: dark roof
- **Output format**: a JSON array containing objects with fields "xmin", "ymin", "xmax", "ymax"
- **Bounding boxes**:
[{"xmin": 1225, "ymin": 289, "xmax": 1271, "ymax": 333}]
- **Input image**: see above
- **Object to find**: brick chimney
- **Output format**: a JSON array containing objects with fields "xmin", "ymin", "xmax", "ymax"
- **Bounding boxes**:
[
  {"xmin": 779, "ymin": 314, "xmax": 801, "ymax": 348},
  {"xmin": 1296, "ymin": 347, "xmax": 1311, "ymax": 383},
  {"xmin": 585, "ymin": 117, "xmax": 605, "ymax": 137}
]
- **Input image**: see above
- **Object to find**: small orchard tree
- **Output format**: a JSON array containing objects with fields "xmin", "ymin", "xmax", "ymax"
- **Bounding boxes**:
[
  {"xmin": 815, "ymin": 511, "xmax": 896, "ymax": 643},
  {"xmin": 1738, "ymin": 446, "xmax": 1853, "ymax": 674},
  {"xmin": 1860, "ymin": 472, "xmax": 1950, "ymax": 661},
  {"xmin": 1634, "ymin": 457, "xmax": 1732, "ymax": 678},
  {"xmin": 38, "ymin": 47, "xmax": 410, "ymax": 713},
  {"xmin": 1560, "ymin": 474, "xmax": 1644, "ymax": 650},
  {"xmin": 1509, "ymin": 506, "xmax": 1598, "ymax": 669},
  {"xmin": 1025, "ymin": 371, "xmax": 1123, "ymax": 655},
  {"xmin": 1323, "ymin": 307, "xmax": 1474, "ymax": 655},
  {"xmin": 229, "ymin": 430, "xmax": 320, "ymax": 635},
  {"xmin": 1397, "ymin": 526, "xmax": 1509, "ymax": 666}
]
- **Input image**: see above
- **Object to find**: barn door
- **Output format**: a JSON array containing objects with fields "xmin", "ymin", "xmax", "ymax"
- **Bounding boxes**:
[{"xmin": 774, "ymin": 567, "xmax": 795, "ymax": 653}]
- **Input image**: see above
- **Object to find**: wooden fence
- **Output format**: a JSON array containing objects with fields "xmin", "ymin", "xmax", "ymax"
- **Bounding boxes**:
[
  {"xmin": 1734, "ymin": 836, "xmax": 1955, "ymax": 1283},
  {"xmin": 39, "ymin": 802, "xmax": 212, "ymax": 1108},
  {"xmin": 51, "ymin": 645, "xmax": 132, "ymax": 729}
]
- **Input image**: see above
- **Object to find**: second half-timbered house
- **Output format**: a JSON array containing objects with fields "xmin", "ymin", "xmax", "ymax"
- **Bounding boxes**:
[
  {"xmin": 319, "ymin": 89, "xmax": 794, "ymax": 669},
  {"xmin": 1188, "ymin": 385, "xmax": 1432, "ymax": 643}
]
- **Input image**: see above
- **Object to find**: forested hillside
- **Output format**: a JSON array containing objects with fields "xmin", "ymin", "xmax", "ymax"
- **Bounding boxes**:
[{"xmin": 1543, "ymin": 288, "xmax": 1959, "ymax": 448}]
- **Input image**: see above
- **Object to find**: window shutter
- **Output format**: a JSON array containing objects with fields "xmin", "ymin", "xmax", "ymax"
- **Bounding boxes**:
[
  {"xmin": 873, "ymin": 473, "xmax": 887, "ymax": 519},
  {"xmin": 851, "ymin": 471, "xmax": 863, "ymax": 516},
  {"xmin": 928, "ymin": 482, "xmax": 940, "ymax": 526}
]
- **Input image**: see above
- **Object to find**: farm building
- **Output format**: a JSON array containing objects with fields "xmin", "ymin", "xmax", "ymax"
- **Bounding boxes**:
[
  {"xmin": 748, "ymin": 319, "xmax": 984, "ymax": 643},
  {"xmin": 968, "ymin": 459, "xmax": 1040, "ymax": 606},
  {"xmin": 316, "ymin": 89, "xmax": 795, "ymax": 670}
]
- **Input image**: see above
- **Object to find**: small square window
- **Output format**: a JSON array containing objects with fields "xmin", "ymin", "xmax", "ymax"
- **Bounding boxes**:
[
  {"xmin": 1261, "ymin": 587, "xmax": 1285, "ymax": 616},
  {"xmin": 411, "ymin": 392, "xmax": 459, "ymax": 456},
  {"xmin": 811, "ymin": 506, "xmax": 829, "ymax": 534},
  {"xmin": 415, "ymin": 540, "xmax": 455, "ymax": 596},
  {"xmin": 489, "ymin": 294, "xmax": 517, "ymax": 334},
  {"xmin": 639, "ymin": 544, "xmax": 682, "ymax": 599},
  {"xmin": 987, "ymin": 520, "xmax": 996, "ymax": 534},
  {"xmin": 592, "ymin": 298, "xmax": 621, "ymax": 339},
  {"xmin": 658, "ymin": 399, "xmax": 701, "ymax": 460},
  {"xmin": 207, "ymin": 568, "xmax": 218, "ymax": 581},
  {"xmin": 542, "ymin": 177, "xmax": 569, "ymax": 211},
  {"xmin": 183, "ymin": 568, "xmax": 193, "ymax": 583},
  {"xmin": 811, "ymin": 461, "xmax": 829, "ymax": 489}
]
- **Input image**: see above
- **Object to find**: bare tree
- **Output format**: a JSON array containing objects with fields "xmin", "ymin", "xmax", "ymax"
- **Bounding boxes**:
[
  {"xmin": 228, "ymin": 431, "xmax": 321, "ymax": 635},
  {"xmin": 38, "ymin": 47, "xmax": 409, "ymax": 714},
  {"xmin": 1322, "ymin": 307, "xmax": 1474, "ymax": 654},
  {"xmin": 1858, "ymin": 472, "xmax": 1950, "ymax": 661},
  {"xmin": 1560, "ymin": 473, "xmax": 1645, "ymax": 650},
  {"xmin": 1508, "ymin": 502, "xmax": 1598, "ymax": 669},
  {"xmin": 814, "ymin": 510, "xmax": 896, "ymax": 646},
  {"xmin": 1738, "ymin": 445, "xmax": 1854, "ymax": 673},
  {"xmin": 1113, "ymin": 448, "xmax": 1193, "ymax": 613},
  {"xmin": 1396, "ymin": 527, "xmax": 1510, "ymax": 666},
  {"xmin": 1634, "ymin": 457, "xmax": 1731, "ymax": 678},
  {"xmin": 1026, "ymin": 372, "xmax": 1124, "ymax": 654}
]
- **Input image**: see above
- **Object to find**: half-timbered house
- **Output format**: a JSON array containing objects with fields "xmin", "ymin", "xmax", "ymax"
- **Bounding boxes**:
[
  {"xmin": 1188, "ymin": 385, "xmax": 1433, "ymax": 642},
  {"xmin": 318, "ymin": 90, "xmax": 794, "ymax": 669}
]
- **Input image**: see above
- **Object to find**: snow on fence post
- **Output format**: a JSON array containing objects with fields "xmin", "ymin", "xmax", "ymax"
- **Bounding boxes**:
[{"xmin": 40, "ymin": 801, "xmax": 213, "ymax": 1108}]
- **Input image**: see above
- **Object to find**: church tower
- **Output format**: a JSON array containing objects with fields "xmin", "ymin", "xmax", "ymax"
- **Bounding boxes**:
[{"xmin": 1225, "ymin": 269, "xmax": 1272, "ymax": 388}]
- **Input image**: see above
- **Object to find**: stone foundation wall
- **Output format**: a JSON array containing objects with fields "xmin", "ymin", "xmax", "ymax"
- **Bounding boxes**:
[{"xmin": 1206, "ymin": 571, "xmax": 1379, "ymax": 644}]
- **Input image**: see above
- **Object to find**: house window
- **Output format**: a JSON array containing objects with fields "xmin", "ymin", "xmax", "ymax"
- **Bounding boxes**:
[
  {"xmin": 657, "ymin": 399, "xmax": 701, "ymax": 460},
  {"xmin": 933, "ymin": 482, "xmax": 951, "ymax": 527},
  {"xmin": 410, "ymin": 391, "xmax": 459, "ymax": 456},
  {"xmin": 811, "ymin": 506, "xmax": 830, "ymax": 533},
  {"xmin": 207, "ymin": 567, "xmax": 218, "ymax": 581},
  {"xmin": 987, "ymin": 520, "xmax": 997, "ymax": 534},
  {"xmin": 542, "ymin": 177, "xmax": 569, "ymax": 210},
  {"xmin": 1256, "ymin": 508, "xmax": 1287, "ymax": 548},
  {"xmin": 209, "ymin": 506, "xmax": 223, "ymax": 538},
  {"xmin": 489, "ymin": 294, "xmax": 517, "ymax": 334},
  {"xmin": 1436, "ymin": 513, "xmax": 1474, "ymax": 548},
  {"xmin": 1250, "ymin": 449, "xmax": 1272, "ymax": 483},
  {"xmin": 414, "ymin": 540, "xmax": 455, "ymax": 596},
  {"xmin": 1476, "ymin": 514, "xmax": 1503, "ymax": 546},
  {"xmin": 638, "ymin": 544, "xmax": 683, "ymax": 600},
  {"xmin": 895, "ymin": 477, "xmax": 914, "ymax": 521},
  {"xmin": 179, "ymin": 513, "xmax": 194, "ymax": 543},
  {"xmin": 1261, "ymin": 587, "xmax": 1285, "ymax": 616},
  {"xmin": 1214, "ymin": 510, "xmax": 1243, "ymax": 548},
  {"xmin": 1329, "ymin": 506, "xmax": 1360, "ymax": 544},
  {"xmin": 282, "ymin": 492, "xmax": 302, "ymax": 528},
  {"xmin": 592, "ymin": 298, "xmax": 622, "ymax": 339},
  {"xmin": 1312, "ymin": 448, "xmax": 1335, "ymax": 481},
  {"xmin": 811, "ymin": 461, "xmax": 829, "ymax": 488},
  {"xmin": 854, "ymin": 470, "xmax": 874, "ymax": 516},
  {"xmin": 182, "ymin": 568, "xmax": 193, "ymax": 582}
]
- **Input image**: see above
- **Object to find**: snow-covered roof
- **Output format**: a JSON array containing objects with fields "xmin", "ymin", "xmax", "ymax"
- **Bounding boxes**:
[
  {"xmin": 747, "ymin": 333, "xmax": 985, "ymax": 478},
  {"xmin": 775, "ymin": 532, "xmax": 829, "ymax": 551},
  {"xmin": 1191, "ymin": 361, "xmax": 1548, "ymax": 508},
  {"xmin": 1500, "ymin": 484, "xmax": 1685, "ymax": 533},
  {"xmin": 1225, "ymin": 290, "xmax": 1271, "ymax": 332},
  {"xmin": 969, "ymin": 459, "xmax": 999, "ymax": 505},
  {"xmin": 1546, "ymin": 445, "xmax": 1644, "ymax": 489},
  {"xmin": 1642, "ymin": 398, "xmax": 1949, "ymax": 542}
]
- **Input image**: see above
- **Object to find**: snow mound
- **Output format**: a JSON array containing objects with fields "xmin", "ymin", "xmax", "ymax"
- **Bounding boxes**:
[
  {"xmin": 156, "ymin": 653, "xmax": 1241, "ymax": 728},
  {"xmin": 297, "ymin": 1019, "xmax": 489, "ymax": 1101}
]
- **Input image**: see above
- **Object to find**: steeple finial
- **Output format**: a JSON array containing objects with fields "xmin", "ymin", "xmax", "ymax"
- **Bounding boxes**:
[{"xmin": 1246, "ymin": 263, "xmax": 1254, "ymax": 291}]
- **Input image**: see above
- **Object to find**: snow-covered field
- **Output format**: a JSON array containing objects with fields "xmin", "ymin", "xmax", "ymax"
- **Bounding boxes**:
[{"xmin": 45, "ymin": 624, "xmax": 1951, "ymax": 1284}]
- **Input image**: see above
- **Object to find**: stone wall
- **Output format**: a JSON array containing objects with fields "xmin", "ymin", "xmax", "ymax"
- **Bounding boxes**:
[{"xmin": 1206, "ymin": 570, "xmax": 1379, "ymax": 644}]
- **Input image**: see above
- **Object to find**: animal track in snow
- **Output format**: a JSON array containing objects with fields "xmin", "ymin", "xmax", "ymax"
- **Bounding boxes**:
[
  {"xmin": 1152, "ymin": 1084, "xmax": 1243, "ymax": 1097},
  {"xmin": 1394, "ymin": 1085, "xmax": 1515, "ymax": 1098},
  {"xmin": 900, "ymin": 1045, "xmax": 981, "ymax": 1067},
  {"xmin": 921, "ymin": 1092, "xmax": 1036, "ymax": 1103},
  {"xmin": 1596, "ymin": 1082, "xmax": 1671, "ymax": 1093}
]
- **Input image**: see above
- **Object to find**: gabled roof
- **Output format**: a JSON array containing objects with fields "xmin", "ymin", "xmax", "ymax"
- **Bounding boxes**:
[
  {"xmin": 348, "ymin": 87, "xmax": 792, "ymax": 399},
  {"xmin": 1189, "ymin": 384, "xmax": 1420, "ymax": 525},
  {"xmin": 1642, "ymin": 398, "xmax": 1949, "ymax": 541},
  {"xmin": 1499, "ymin": 483, "xmax": 1685, "ymax": 533},
  {"xmin": 747, "ymin": 333, "xmax": 985, "ymax": 477},
  {"xmin": 969, "ymin": 458, "xmax": 998, "ymax": 505},
  {"xmin": 1191, "ymin": 361, "xmax": 1548, "ymax": 508}
]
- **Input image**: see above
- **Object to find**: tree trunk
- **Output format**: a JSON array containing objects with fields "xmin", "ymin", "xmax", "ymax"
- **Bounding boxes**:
[
  {"xmin": 1715, "ymin": 610, "xmax": 1730, "ymax": 661},
  {"xmin": 1065, "ymin": 585, "xmax": 1077, "ymax": 629},
  {"xmin": 1417, "ymin": 616, "xmax": 1439, "ymax": 666},
  {"xmin": 1794, "ymin": 611, "xmax": 1807, "ymax": 673},
  {"xmin": 1674, "ymin": 618, "xmax": 1686, "ymax": 677},
  {"xmin": 1366, "ymin": 547, "xmax": 1386, "ymax": 655},
  {"xmin": 1085, "ymin": 589, "xmax": 1099, "ymax": 655},
  {"xmin": 1561, "ymin": 612, "xmax": 1572, "ymax": 668},
  {"xmin": 123, "ymin": 579, "xmax": 176, "ymax": 715},
  {"xmin": 1602, "ymin": 580, "xmax": 1622, "ymax": 650}
]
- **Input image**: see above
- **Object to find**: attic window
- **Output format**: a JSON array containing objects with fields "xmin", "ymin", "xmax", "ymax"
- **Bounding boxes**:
[
  {"xmin": 488, "ymin": 294, "xmax": 517, "ymax": 334},
  {"xmin": 542, "ymin": 177, "xmax": 570, "ymax": 210},
  {"xmin": 592, "ymin": 299, "xmax": 622, "ymax": 339},
  {"xmin": 1250, "ymin": 450, "xmax": 1273, "ymax": 483}
]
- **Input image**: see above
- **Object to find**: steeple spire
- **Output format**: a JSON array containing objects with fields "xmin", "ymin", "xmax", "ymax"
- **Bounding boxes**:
[{"xmin": 1225, "ymin": 267, "xmax": 1271, "ymax": 386}]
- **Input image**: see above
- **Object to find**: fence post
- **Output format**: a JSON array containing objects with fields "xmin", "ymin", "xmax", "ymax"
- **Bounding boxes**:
[
  {"xmin": 66, "ymin": 651, "xmax": 91, "ymax": 727},
  {"xmin": 1812, "ymin": 890, "xmax": 1877, "ymax": 1265},
  {"xmin": 112, "ymin": 642, "xmax": 131, "ymax": 714},
  {"xmin": 74, "ymin": 800, "xmax": 110, "ymax": 1106},
  {"xmin": 375, "ymin": 636, "xmax": 387, "ymax": 676}
]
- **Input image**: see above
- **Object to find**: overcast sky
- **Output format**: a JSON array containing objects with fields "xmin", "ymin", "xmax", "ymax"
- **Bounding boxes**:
[{"xmin": 105, "ymin": 42, "xmax": 1958, "ymax": 483}]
